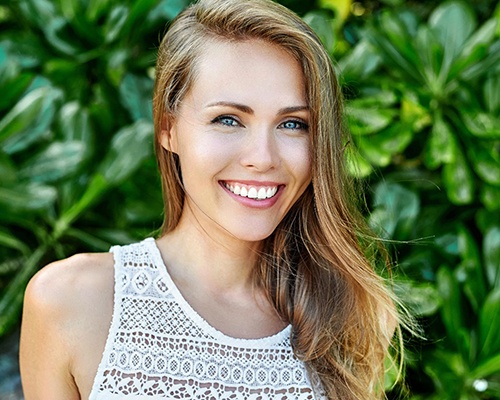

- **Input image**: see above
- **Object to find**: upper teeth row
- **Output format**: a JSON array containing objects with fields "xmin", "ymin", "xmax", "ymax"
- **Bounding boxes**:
[{"xmin": 225, "ymin": 183, "xmax": 278, "ymax": 200}]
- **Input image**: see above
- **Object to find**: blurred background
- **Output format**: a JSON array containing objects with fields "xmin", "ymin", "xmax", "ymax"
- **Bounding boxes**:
[{"xmin": 0, "ymin": 0, "xmax": 499, "ymax": 398}]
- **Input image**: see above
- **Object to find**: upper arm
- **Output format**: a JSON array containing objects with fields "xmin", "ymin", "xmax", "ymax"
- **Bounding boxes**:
[{"xmin": 20, "ymin": 260, "xmax": 81, "ymax": 400}]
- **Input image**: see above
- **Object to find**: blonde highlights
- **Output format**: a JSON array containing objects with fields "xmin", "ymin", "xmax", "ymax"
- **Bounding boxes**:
[{"xmin": 153, "ymin": 0, "xmax": 403, "ymax": 398}]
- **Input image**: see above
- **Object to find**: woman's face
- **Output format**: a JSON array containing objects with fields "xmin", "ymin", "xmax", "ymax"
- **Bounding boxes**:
[{"xmin": 161, "ymin": 39, "xmax": 311, "ymax": 243}]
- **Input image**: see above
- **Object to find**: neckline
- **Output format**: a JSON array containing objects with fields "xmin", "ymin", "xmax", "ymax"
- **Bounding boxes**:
[{"xmin": 144, "ymin": 237, "xmax": 292, "ymax": 347}]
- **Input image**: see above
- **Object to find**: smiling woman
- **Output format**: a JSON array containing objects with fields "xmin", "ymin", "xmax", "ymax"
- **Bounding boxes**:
[{"xmin": 19, "ymin": 0, "xmax": 404, "ymax": 399}]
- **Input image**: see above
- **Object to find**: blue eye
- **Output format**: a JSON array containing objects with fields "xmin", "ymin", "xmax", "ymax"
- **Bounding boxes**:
[
  {"xmin": 280, "ymin": 120, "xmax": 309, "ymax": 131},
  {"xmin": 212, "ymin": 115, "xmax": 240, "ymax": 127}
]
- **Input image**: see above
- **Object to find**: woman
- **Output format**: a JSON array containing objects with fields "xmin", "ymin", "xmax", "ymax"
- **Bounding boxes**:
[{"xmin": 20, "ymin": 0, "xmax": 402, "ymax": 398}]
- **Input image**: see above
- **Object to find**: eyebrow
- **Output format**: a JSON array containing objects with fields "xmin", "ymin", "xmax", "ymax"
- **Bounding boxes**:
[{"xmin": 206, "ymin": 101, "xmax": 309, "ymax": 115}]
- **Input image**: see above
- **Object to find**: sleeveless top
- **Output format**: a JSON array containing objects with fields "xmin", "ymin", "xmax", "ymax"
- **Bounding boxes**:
[{"xmin": 89, "ymin": 238, "xmax": 324, "ymax": 399}]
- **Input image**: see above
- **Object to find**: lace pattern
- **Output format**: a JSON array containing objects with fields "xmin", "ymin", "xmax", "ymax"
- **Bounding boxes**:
[{"xmin": 89, "ymin": 238, "xmax": 323, "ymax": 399}]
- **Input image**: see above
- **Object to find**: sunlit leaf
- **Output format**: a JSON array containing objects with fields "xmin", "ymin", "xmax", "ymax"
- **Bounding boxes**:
[
  {"xmin": 18, "ymin": 141, "xmax": 87, "ymax": 182},
  {"xmin": 99, "ymin": 119, "xmax": 154, "ymax": 184},
  {"xmin": 0, "ymin": 86, "xmax": 63, "ymax": 153}
]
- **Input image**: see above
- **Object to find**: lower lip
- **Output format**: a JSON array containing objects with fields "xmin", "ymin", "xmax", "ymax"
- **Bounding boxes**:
[{"xmin": 220, "ymin": 182, "xmax": 283, "ymax": 209}]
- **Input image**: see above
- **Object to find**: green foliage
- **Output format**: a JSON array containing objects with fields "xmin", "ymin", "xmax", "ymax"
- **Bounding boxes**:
[
  {"xmin": 307, "ymin": 0, "xmax": 500, "ymax": 398},
  {"xmin": 1, "ymin": 0, "xmax": 499, "ymax": 399}
]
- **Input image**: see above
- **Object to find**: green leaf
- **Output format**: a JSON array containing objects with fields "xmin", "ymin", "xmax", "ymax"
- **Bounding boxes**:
[
  {"xmin": 429, "ymin": 1, "xmax": 476, "ymax": 76},
  {"xmin": 367, "ymin": 11, "xmax": 421, "ymax": 82},
  {"xmin": 462, "ymin": 111, "xmax": 500, "ymax": 139},
  {"xmin": 449, "ymin": 19, "xmax": 497, "ymax": 80},
  {"xmin": 303, "ymin": 11, "xmax": 336, "ymax": 52},
  {"xmin": 345, "ymin": 147, "xmax": 373, "ymax": 178},
  {"xmin": 471, "ymin": 352, "xmax": 500, "ymax": 378},
  {"xmin": 0, "ymin": 182, "xmax": 57, "ymax": 213},
  {"xmin": 18, "ymin": 141, "xmax": 87, "ymax": 183},
  {"xmin": 456, "ymin": 226, "xmax": 486, "ymax": 311},
  {"xmin": 483, "ymin": 227, "xmax": 500, "ymax": 288},
  {"xmin": 479, "ymin": 288, "xmax": 500, "ymax": 360},
  {"xmin": 394, "ymin": 280, "xmax": 441, "ymax": 316},
  {"xmin": 369, "ymin": 182, "xmax": 420, "ymax": 239},
  {"xmin": 437, "ymin": 266, "xmax": 465, "ymax": 350},
  {"xmin": 0, "ymin": 229, "xmax": 30, "ymax": 254},
  {"xmin": 414, "ymin": 26, "xmax": 444, "ymax": 92},
  {"xmin": 99, "ymin": 120, "xmax": 154, "ymax": 184},
  {"xmin": 461, "ymin": 41, "xmax": 500, "ymax": 81},
  {"xmin": 468, "ymin": 144, "xmax": 500, "ymax": 186},
  {"xmin": 103, "ymin": 5, "xmax": 129, "ymax": 43},
  {"xmin": 119, "ymin": 74, "xmax": 154, "ymax": 121},
  {"xmin": 424, "ymin": 114, "xmax": 457, "ymax": 169},
  {"xmin": 347, "ymin": 104, "xmax": 396, "ymax": 136},
  {"xmin": 44, "ymin": 17, "xmax": 84, "ymax": 56},
  {"xmin": 484, "ymin": 73, "xmax": 500, "ymax": 114},
  {"xmin": 338, "ymin": 40, "xmax": 381, "ymax": 83},
  {"xmin": 0, "ymin": 86, "xmax": 63, "ymax": 153},
  {"xmin": 480, "ymin": 184, "xmax": 500, "ymax": 211},
  {"xmin": 442, "ymin": 147, "xmax": 475, "ymax": 205}
]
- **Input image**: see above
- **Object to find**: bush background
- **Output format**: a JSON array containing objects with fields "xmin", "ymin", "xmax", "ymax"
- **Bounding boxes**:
[{"xmin": 0, "ymin": 0, "xmax": 499, "ymax": 398}]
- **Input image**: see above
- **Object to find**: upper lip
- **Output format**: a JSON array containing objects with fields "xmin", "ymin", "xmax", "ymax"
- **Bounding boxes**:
[{"xmin": 220, "ymin": 180, "xmax": 284, "ymax": 187}]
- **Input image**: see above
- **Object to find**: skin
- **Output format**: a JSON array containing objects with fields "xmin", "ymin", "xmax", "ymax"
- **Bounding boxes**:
[{"xmin": 20, "ymin": 39, "xmax": 311, "ymax": 399}]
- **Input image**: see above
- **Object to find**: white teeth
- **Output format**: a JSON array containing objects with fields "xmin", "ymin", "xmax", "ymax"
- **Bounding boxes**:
[
  {"xmin": 224, "ymin": 183, "xmax": 279, "ymax": 200},
  {"xmin": 248, "ymin": 187, "xmax": 258, "ymax": 199}
]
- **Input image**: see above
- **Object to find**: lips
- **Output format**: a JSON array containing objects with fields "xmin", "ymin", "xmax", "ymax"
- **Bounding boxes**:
[{"xmin": 222, "ymin": 181, "xmax": 279, "ymax": 200}]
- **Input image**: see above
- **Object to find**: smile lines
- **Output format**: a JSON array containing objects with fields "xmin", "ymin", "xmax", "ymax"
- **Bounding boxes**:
[{"xmin": 223, "ymin": 182, "xmax": 279, "ymax": 200}]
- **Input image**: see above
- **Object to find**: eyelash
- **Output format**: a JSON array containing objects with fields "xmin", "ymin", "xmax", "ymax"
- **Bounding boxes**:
[{"xmin": 211, "ymin": 116, "xmax": 309, "ymax": 131}]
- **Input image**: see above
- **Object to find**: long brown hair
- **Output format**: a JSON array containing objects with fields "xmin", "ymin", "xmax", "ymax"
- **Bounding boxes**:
[{"xmin": 153, "ymin": 0, "xmax": 403, "ymax": 398}]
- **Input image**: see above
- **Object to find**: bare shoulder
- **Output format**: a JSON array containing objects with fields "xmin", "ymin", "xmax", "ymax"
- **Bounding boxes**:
[
  {"xmin": 25, "ymin": 252, "xmax": 114, "ymax": 317},
  {"xmin": 21, "ymin": 252, "xmax": 115, "ymax": 399}
]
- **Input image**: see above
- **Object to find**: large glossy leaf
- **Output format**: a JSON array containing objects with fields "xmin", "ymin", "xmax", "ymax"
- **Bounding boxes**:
[
  {"xmin": 449, "ymin": 19, "xmax": 497, "ymax": 80},
  {"xmin": 468, "ymin": 144, "xmax": 500, "ymax": 186},
  {"xmin": 338, "ymin": 40, "xmax": 381, "ymax": 83},
  {"xmin": 18, "ymin": 141, "xmax": 87, "ymax": 182},
  {"xmin": 0, "ymin": 86, "xmax": 63, "ymax": 153},
  {"xmin": 347, "ymin": 104, "xmax": 396, "ymax": 136},
  {"xmin": 0, "ymin": 182, "xmax": 57, "ymax": 213},
  {"xmin": 119, "ymin": 74, "xmax": 154, "ymax": 122},
  {"xmin": 478, "ymin": 288, "xmax": 500, "ymax": 360},
  {"xmin": 462, "ymin": 111, "xmax": 500, "ymax": 139},
  {"xmin": 429, "ymin": 1, "xmax": 476, "ymax": 76},
  {"xmin": 424, "ymin": 114, "xmax": 457, "ymax": 169},
  {"xmin": 99, "ymin": 119, "xmax": 154, "ymax": 184},
  {"xmin": 484, "ymin": 73, "xmax": 500, "ymax": 114},
  {"xmin": 483, "ymin": 226, "xmax": 500, "ymax": 289},
  {"xmin": 369, "ymin": 181, "xmax": 420, "ymax": 239},
  {"xmin": 442, "ymin": 148, "xmax": 475, "ymax": 205}
]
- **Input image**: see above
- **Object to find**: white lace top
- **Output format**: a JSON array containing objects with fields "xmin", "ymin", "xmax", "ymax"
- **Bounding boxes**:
[{"xmin": 89, "ymin": 238, "xmax": 323, "ymax": 399}]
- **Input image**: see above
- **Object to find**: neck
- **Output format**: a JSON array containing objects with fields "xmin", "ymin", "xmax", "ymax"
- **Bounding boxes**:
[{"xmin": 156, "ymin": 212, "xmax": 263, "ymax": 292}]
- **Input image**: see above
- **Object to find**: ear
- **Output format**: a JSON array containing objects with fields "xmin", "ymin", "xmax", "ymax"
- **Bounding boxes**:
[{"xmin": 159, "ymin": 113, "xmax": 178, "ymax": 154}]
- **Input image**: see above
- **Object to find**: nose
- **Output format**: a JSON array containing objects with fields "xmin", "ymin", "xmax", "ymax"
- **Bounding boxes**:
[{"xmin": 239, "ymin": 127, "xmax": 279, "ymax": 172}]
